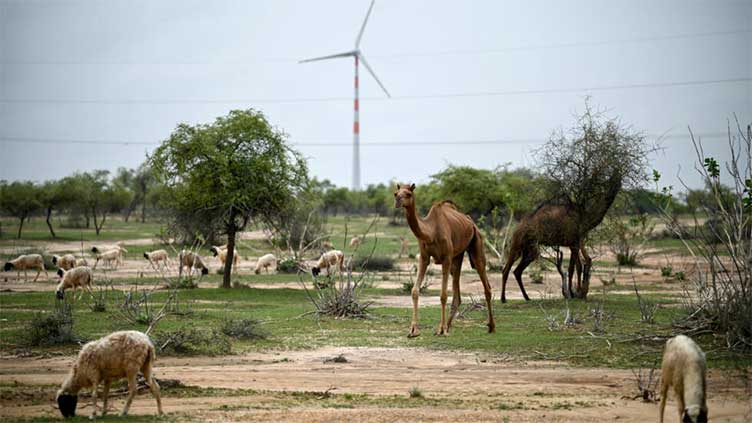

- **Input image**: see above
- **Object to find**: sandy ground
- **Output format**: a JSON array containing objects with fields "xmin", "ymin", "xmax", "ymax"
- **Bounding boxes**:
[{"xmin": 0, "ymin": 347, "xmax": 749, "ymax": 422}]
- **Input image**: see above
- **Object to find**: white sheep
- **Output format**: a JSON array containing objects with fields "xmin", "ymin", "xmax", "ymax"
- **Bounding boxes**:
[
  {"xmin": 659, "ymin": 335, "xmax": 708, "ymax": 423},
  {"xmin": 52, "ymin": 254, "xmax": 78, "ymax": 271},
  {"xmin": 95, "ymin": 248, "xmax": 124, "ymax": 269},
  {"xmin": 91, "ymin": 244, "xmax": 127, "ymax": 266},
  {"xmin": 55, "ymin": 266, "xmax": 94, "ymax": 301},
  {"xmin": 209, "ymin": 245, "xmax": 239, "ymax": 271},
  {"xmin": 180, "ymin": 250, "xmax": 209, "ymax": 276},
  {"xmin": 349, "ymin": 236, "xmax": 362, "ymax": 248},
  {"xmin": 56, "ymin": 330, "xmax": 163, "ymax": 418},
  {"xmin": 254, "ymin": 253, "xmax": 277, "ymax": 274},
  {"xmin": 312, "ymin": 250, "xmax": 345, "ymax": 277},
  {"xmin": 3, "ymin": 254, "xmax": 48, "ymax": 282},
  {"xmin": 143, "ymin": 249, "xmax": 171, "ymax": 269}
]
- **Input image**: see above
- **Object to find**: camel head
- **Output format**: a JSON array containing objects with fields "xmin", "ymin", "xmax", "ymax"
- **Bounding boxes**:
[{"xmin": 394, "ymin": 183, "xmax": 416, "ymax": 209}]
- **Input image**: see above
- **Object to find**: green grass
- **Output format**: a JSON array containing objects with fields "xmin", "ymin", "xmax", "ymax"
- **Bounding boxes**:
[
  {"xmin": 0, "ymin": 216, "xmax": 164, "ymax": 242},
  {"xmin": 1, "ymin": 284, "xmax": 746, "ymax": 369}
]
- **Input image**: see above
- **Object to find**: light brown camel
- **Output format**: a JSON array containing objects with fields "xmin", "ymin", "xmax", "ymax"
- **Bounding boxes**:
[
  {"xmin": 501, "ymin": 176, "xmax": 621, "ymax": 302},
  {"xmin": 394, "ymin": 183, "xmax": 495, "ymax": 337}
]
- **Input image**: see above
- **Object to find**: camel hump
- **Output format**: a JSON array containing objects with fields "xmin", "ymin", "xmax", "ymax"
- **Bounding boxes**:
[{"xmin": 434, "ymin": 200, "xmax": 459, "ymax": 210}]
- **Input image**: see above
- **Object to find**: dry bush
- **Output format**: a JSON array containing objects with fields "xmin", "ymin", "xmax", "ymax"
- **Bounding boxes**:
[
  {"xmin": 25, "ymin": 300, "xmax": 78, "ymax": 346},
  {"xmin": 657, "ymin": 119, "xmax": 752, "ymax": 352}
]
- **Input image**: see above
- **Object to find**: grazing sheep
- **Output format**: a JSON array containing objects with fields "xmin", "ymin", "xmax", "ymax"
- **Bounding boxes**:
[
  {"xmin": 209, "ymin": 245, "xmax": 239, "ymax": 271},
  {"xmin": 311, "ymin": 250, "xmax": 345, "ymax": 277},
  {"xmin": 55, "ymin": 266, "xmax": 94, "ymax": 301},
  {"xmin": 95, "ymin": 249, "xmax": 123, "ymax": 269},
  {"xmin": 56, "ymin": 330, "xmax": 163, "ymax": 418},
  {"xmin": 349, "ymin": 236, "xmax": 362, "ymax": 248},
  {"xmin": 659, "ymin": 335, "xmax": 708, "ymax": 423},
  {"xmin": 254, "ymin": 253, "xmax": 277, "ymax": 274},
  {"xmin": 52, "ymin": 254, "xmax": 78, "ymax": 271},
  {"xmin": 180, "ymin": 250, "xmax": 209, "ymax": 276},
  {"xmin": 143, "ymin": 249, "xmax": 171, "ymax": 269},
  {"xmin": 91, "ymin": 244, "xmax": 127, "ymax": 266},
  {"xmin": 3, "ymin": 254, "xmax": 48, "ymax": 282}
]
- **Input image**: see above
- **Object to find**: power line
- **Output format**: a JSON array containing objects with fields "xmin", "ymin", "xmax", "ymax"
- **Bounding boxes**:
[
  {"xmin": 3, "ymin": 29, "xmax": 748, "ymax": 65},
  {"xmin": 0, "ymin": 132, "xmax": 728, "ymax": 147},
  {"xmin": 1, "ymin": 77, "xmax": 749, "ymax": 105}
]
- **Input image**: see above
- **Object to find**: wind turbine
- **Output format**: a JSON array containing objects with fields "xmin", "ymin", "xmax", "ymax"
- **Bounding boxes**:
[{"xmin": 300, "ymin": 0, "xmax": 390, "ymax": 191}]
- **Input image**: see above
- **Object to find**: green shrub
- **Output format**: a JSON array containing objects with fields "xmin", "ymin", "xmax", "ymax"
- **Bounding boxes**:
[
  {"xmin": 660, "ymin": 266, "xmax": 673, "ymax": 277},
  {"xmin": 153, "ymin": 328, "xmax": 231, "ymax": 356},
  {"xmin": 352, "ymin": 256, "xmax": 394, "ymax": 271},
  {"xmin": 277, "ymin": 257, "xmax": 301, "ymax": 274},
  {"xmin": 220, "ymin": 317, "xmax": 267, "ymax": 340},
  {"xmin": 25, "ymin": 301, "xmax": 77, "ymax": 346},
  {"xmin": 168, "ymin": 277, "xmax": 199, "ymax": 289},
  {"xmin": 616, "ymin": 253, "xmax": 638, "ymax": 267}
]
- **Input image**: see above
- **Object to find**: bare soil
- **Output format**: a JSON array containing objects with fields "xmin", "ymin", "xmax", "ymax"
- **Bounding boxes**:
[{"xmin": 0, "ymin": 347, "xmax": 748, "ymax": 422}]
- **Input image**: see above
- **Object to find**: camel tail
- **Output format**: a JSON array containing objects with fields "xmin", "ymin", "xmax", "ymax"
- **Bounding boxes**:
[{"xmin": 467, "ymin": 225, "xmax": 485, "ymax": 270}]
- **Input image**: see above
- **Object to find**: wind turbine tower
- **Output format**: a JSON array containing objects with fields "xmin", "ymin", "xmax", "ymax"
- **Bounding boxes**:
[{"xmin": 300, "ymin": 0, "xmax": 390, "ymax": 191}]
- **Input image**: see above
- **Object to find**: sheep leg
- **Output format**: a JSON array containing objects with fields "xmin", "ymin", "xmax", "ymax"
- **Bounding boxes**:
[
  {"xmin": 101, "ymin": 380, "xmax": 111, "ymax": 416},
  {"xmin": 90, "ymin": 377, "xmax": 100, "ymax": 418},
  {"xmin": 143, "ymin": 365, "xmax": 163, "ymax": 415},
  {"xmin": 33, "ymin": 269, "xmax": 40, "ymax": 282},
  {"xmin": 659, "ymin": 379, "xmax": 669, "ymax": 423},
  {"xmin": 121, "ymin": 373, "xmax": 137, "ymax": 416}
]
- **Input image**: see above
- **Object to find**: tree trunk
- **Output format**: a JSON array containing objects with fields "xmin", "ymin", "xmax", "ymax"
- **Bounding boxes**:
[
  {"xmin": 46, "ymin": 206, "xmax": 57, "ymax": 238},
  {"xmin": 93, "ymin": 207, "xmax": 106, "ymax": 236},
  {"xmin": 141, "ymin": 198, "xmax": 146, "ymax": 223},
  {"xmin": 17, "ymin": 216, "xmax": 26, "ymax": 239},
  {"xmin": 85, "ymin": 212, "xmax": 90, "ymax": 228},
  {"xmin": 222, "ymin": 228, "xmax": 237, "ymax": 289}
]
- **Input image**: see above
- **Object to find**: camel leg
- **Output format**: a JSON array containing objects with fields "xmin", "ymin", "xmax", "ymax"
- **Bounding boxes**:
[
  {"xmin": 469, "ymin": 244, "xmax": 496, "ymax": 333},
  {"xmin": 101, "ymin": 379, "xmax": 111, "ymax": 416},
  {"xmin": 500, "ymin": 252, "xmax": 518, "ymax": 303},
  {"xmin": 446, "ymin": 254, "xmax": 463, "ymax": 330},
  {"xmin": 436, "ymin": 258, "xmax": 450, "ymax": 336},
  {"xmin": 408, "ymin": 254, "xmax": 429, "ymax": 338},
  {"xmin": 567, "ymin": 247, "xmax": 580, "ymax": 298},
  {"xmin": 512, "ymin": 247, "xmax": 537, "ymax": 301}
]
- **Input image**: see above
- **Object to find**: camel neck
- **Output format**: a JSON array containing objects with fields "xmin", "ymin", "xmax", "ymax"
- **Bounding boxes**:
[{"xmin": 405, "ymin": 204, "xmax": 431, "ymax": 241}]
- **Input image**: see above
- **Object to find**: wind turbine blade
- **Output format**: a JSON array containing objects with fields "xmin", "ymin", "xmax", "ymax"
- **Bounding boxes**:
[
  {"xmin": 299, "ymin": 51, "xmax": 356, "ymax": 63},
  {"xmin": 358, "ymin": 53, "xmax": 390, "ymax": 97},
  {"xmin": 355, "ymin": 0, "xmax": 376, "ymax": 48}
]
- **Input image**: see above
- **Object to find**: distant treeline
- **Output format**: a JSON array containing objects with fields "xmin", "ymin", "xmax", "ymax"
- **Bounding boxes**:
[{"xmin": 0, "ymin": 162, "xmax": 719, "ymax": 239}]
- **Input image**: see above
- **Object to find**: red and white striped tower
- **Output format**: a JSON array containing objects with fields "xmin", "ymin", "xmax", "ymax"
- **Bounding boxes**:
[
  {"xmin": 353, "ymin": 55, "xmax": 361, "ymax": 191},
  {"xmin": 299, "ymin": 0, "xmax": 389, "ymax": 191}
]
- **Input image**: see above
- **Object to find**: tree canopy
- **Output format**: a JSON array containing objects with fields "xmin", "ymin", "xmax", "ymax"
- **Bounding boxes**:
[{"xmin": 149, "ymin": 109, "xmax": 308, "ymax": 288}]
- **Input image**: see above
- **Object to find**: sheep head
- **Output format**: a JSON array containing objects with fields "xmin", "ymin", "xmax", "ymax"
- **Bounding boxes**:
[
  {"xmin": 56, "ymin": 391, "xmax": 78, "ymax": 418},
  {"xmin": 57, "ymin": 269, "xmax": 65, "ymax": 278},
  {"xmin": 683, "ymin": 406, "xmax": 707, "ymax": 423},
  {"xmin": 3, "ymin": 262, "xmax": 12, "ymax": 271},
  {"xmin": 312, "ymin": 267, "xmax": 321, "ymax": 277}
]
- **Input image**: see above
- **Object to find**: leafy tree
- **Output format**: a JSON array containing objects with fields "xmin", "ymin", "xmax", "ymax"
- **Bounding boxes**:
[
  {"xmin": 40, "ymin": 180, "xmax": 74, "ymax": 238},
  {"xmin": 150, "ymin": 109, "xmax": 308, "ymax": 288},
  {"xmin": 0, "ymin": 181, "xmax": 42, "ymax": 238}
]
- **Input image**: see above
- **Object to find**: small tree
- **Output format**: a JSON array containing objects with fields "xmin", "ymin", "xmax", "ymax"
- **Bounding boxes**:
[
  {"xmin": 0, "ymin": 181, "xmax": 42, "ymax": 239},
  {"xmin": 150, "ymin": 109, "xmax": 308, "ymax": 288}
]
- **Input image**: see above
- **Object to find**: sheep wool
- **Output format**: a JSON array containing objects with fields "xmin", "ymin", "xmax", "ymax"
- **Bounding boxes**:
[
  {"xmin": 659, "ymin": 335, "xmax": 708, "ymax": 423},
  {"xmin": 56, "ymin": 330, "xmax": 163, "ymax": 418},
  {"xmin": 254, "ymin": 253, "xmax": 277, "ymax": 274}
]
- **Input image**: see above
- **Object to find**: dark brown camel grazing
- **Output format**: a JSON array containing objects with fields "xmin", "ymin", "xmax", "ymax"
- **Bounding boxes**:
[
  {"xmin": 394, "ymin": 183, "xmax": 495, "ymax": 337},
  {"xmin": 501, "ymin": 176, "xmax": 621, "ymax": 302}
]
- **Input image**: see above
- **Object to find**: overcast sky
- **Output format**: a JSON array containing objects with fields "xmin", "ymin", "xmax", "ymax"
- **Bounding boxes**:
[{"xmin": 1, "ymin": 0, "xmax": 750, "ymax": 191}]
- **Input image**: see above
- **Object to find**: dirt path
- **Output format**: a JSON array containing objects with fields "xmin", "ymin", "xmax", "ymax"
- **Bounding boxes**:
[{"xmin": 1, "ymin": 347, "xmax": 749, "ymax": 422}]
